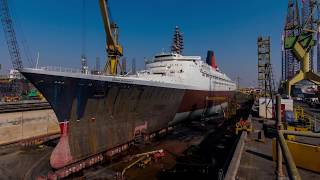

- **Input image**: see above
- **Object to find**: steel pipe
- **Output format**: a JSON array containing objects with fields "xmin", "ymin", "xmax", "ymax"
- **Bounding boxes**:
[
  {"xmin": 276, "ymin": 94, "xmax": 284, "ymax": 179},
  {"xmin": 224, "ymin": 131, "xmax": 247, "ymax": 180},
  {"xmin": 281, "ymin": 130, "xmax": 320, "ymax": 138},
  {"xmin": 277, "ymin": 131, "xmax": 302, "ymax": 180}
]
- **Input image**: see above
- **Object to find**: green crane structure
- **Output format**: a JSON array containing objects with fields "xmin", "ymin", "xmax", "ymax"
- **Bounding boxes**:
[{"xmin": 284, "ymin": 1, "xmax": 320, "ymax": 96}]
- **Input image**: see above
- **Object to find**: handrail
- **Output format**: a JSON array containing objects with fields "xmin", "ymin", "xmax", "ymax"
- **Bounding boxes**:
[
  {"xmin": 275, "ymin": 94, "xmax": 320, "ymax": 180},
  {"xmin": 224, "ymin": 131, "xmax": 247, "ymax": 180},
  {"xmin": 277, "ymin": 130, "xmax": 301, "ymax": 180},
  {"xmin": 281, "ymin": 130, "xmax": 320, "ymax": 138},
  {"xmin": 39, "ymin": 66, "xmax": 82, "ymax": 74}
]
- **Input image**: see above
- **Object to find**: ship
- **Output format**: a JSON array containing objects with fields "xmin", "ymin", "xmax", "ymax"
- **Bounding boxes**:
[
  {"xmin": 20, "ymin": 50, "xmax": 236, "ymax": 168},
  {"xmin": 18, "ymin": 0, "xmax": 236, "ymax": 169}
]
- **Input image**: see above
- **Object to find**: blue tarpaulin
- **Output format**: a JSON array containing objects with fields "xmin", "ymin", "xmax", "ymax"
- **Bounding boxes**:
[{"xmin": 285, "ymin": 111, "xmax": 295, "ymax": 123}]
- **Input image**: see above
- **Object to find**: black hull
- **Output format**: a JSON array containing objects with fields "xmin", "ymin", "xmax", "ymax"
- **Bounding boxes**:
[
  {"xmin": 21, "ymin": 71, "xmax": 185, "ymax": 168},
  {"xmin": 21, "ymin": 69, "xmax": 235, "ymax": 169}
]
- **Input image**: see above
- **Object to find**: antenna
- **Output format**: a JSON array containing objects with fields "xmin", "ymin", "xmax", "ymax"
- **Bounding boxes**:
[
  {"xmin": 80, "ymin": 0, "xmax": 88, "ymax": 74},
  {"xmin": 132, "ymin": 58, "xmax": 136, "ymax": 74},
  {"xmin": 121, "ymin": 58, "xmax": 126, "ymax": 75},
  {"xmin": 96, "ymin": 57, "xmax": 101, "ymax": 72},
  {"xmin": 237, "ymin": 76, "xmax": 240, "ymax": 90},
  {"xmin": 36, "ymin": 52, "xmax": 40, "ymax": 69}
]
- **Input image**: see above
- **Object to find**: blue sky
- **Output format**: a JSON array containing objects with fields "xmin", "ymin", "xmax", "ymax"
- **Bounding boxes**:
[{"xmin": 0, "ymin": 0, "xmax": 291, "ymax": 86}]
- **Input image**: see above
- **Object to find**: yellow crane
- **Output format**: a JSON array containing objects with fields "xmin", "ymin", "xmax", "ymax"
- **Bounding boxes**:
[
  {"xmin": 283, "ymin": 5, "xmax": 320, "ymax": 96},
  {"xmin": 99, "ymin": 0, "xmax": 123, "ymax": 75}
]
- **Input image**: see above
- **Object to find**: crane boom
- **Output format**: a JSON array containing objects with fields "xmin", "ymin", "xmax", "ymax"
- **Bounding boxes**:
[
  {"xmin": 283, "ymin": 2, "xmax": 320, "ymax": 96},
  {"xmin": 0, "ymin": 0, "xmax": 23, "ymax": 70},
  {"xmin": 99, "ymin": 0, "xmax": 123, "ymax": 75}
]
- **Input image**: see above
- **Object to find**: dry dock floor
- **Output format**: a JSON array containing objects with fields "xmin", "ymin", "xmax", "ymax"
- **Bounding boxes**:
[
  {"xmin": 237, "ymin": 117, "xmax": 320, "ymax": 180},
  {"xmin": 0, "ymin": 145, "xmax": 54, "ymax": 179},
  {"xmin": 82, "ymin": 122, "xmax": 213, "ymax": 180}
]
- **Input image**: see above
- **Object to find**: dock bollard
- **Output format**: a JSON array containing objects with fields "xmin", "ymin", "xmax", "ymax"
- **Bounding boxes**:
[{"xmin": 256, "ymin": 130, "xmax": 265, "ymax": 143}]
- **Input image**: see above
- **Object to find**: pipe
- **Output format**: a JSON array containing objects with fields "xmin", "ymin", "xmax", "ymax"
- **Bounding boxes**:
[
  {"xmin": 278, "ymin": 131, "xmax": 302, "ymax": 180},
  {"xmin": 276, "ymin": 94, "xmax": 284, "ymax": 179},
  {"xmin": 281, "ymin": 130, "xmax": 320, "ymax": 138},
  {"xmin": 224, "ymin": 131, "xmax": 247, "ymax": 180}
]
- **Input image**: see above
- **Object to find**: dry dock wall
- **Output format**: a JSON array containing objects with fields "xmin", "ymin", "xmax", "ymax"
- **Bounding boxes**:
[{"xmin": 0, "ymin": 109, "xmax": 60, "ymax": 145}]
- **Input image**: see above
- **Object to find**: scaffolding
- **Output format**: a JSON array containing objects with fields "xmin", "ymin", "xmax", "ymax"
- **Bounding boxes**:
[
  {"xmin": 258, "ymin": 36, "xmax": 271, "ymax": 92},
  {"xmin": 258, "ymin": 36, "xmax": 275, "ymax": 118}
]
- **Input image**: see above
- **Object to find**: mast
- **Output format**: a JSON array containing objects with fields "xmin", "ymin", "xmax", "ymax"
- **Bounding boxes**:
[{"xmin": 171, "ymin": 26, "xmax": 184, "ymax": 55}]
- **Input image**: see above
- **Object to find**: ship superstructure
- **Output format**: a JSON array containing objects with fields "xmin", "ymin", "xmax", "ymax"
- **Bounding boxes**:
[{"xmin": 141, "ymin": 53, "xmax": 235, "ymax": 92}]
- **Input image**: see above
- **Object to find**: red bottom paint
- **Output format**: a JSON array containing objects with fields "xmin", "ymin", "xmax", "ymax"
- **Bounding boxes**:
[{"xmin": 50, "ymin": 122, "xmax": 73, "ymax": 169}]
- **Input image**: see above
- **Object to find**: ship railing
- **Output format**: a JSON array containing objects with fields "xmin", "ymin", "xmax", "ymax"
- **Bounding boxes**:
[{"xmin": 39, "ymin": 66, "xmax": 82, "ymax": 74}]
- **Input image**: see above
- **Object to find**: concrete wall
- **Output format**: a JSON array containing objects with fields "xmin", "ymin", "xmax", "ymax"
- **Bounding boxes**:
[{"xmin": 0, "ymin": 109, "xmax": 60, "ymax": 145}]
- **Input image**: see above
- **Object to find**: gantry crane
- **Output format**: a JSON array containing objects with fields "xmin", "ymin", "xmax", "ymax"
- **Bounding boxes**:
[
  {"xmin": 0, "ymin": 0, "xmax": 23, "ymax": 70},
  {"xmin": 284, "ymin": 3, "xmax": 320, "ymax": 97},
  {"xmin": 99, "ymin": 0, "xmax": 123, "ymax": 75}
]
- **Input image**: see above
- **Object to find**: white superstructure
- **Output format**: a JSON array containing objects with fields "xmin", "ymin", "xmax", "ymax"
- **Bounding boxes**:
[{"xmin": 137, "ymin": 53, "xmax": 236, "ymax": 91}]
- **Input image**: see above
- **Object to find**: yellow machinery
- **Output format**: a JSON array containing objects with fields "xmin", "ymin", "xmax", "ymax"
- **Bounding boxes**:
[
  {"xmin": 235, "ymin": 118, "xmax": 252, "ymax": 135},
  {"xmin": 272, "ymin": 138, "xmax": 320, "ymax": 173},
  {"xmin": 121, "ymin": 155, "xmax": 147, "ymax": 177},
  {"xmin": 272, "ymin": 105, "xmax": 320, "ymax": 173},
  {"xmin": 99, "ymin": 0, "xmax": 123, "ymax": 75},
  {"xmin": 286, "ymin": 106, "xmax": 312, "ymax": 140},
  {"xmin": 292, "ymin": 106, "xmax": 312, "ymax": 130},
  {"xmin": 121, "ymin": 149, "xmax": 163, "ymax": 177},
  {"xmin": 138, "ymin": 156, "xmax": 152, "ymax": 168},
  {"xmin": 293, "ymin": 106, "xmax": 304, "ymax": 121}
]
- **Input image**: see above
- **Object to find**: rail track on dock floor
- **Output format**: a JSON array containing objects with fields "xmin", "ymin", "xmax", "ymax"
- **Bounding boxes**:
[{"xmin": 0, "ymin": 101, "xmax": 51, "ymax": 113}]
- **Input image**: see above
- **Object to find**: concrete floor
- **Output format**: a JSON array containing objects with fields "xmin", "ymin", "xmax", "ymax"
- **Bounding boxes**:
[
  {"xmin": 237, "ymin": 117, "xmax": 320, "ymax": 180},
  {"xmin": 0, "ymin": 145, "xmax": 54, "ymax": 179}
]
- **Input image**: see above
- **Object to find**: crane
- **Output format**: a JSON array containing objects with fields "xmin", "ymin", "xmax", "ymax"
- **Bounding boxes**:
[
  {"xmin": 284, "ymin": 1, "xmax": 320, "ymax": 96},
  {"xmin": 0, "ymin": 0, "xmax": 23, "ymax": 70},
  {"xmin": 99, "ymin": 0, "xmax": 123, "ymax": 75}
]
